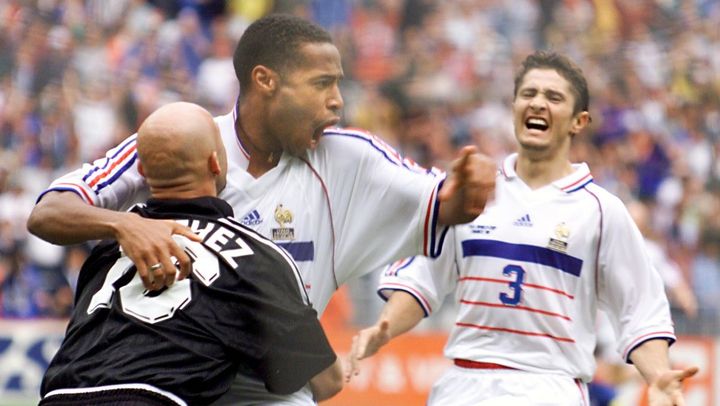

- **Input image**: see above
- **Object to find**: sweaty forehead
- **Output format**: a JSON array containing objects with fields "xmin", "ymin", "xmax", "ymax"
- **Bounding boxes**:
[{"xmin": 519, "ymin": 69, "xmax": 572, "ymax": 93}]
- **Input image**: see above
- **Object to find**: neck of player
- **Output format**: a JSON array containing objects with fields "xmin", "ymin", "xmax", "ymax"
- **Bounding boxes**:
[
  {"xmin": 236, "ymin": 104, "xmax": 282, "ymax": 178},
  {"xmin": 515, "ymin": 151, "xmax": 574, "ymax": 190},
  {"xmin": 150, "ymin": 181, "xmax": 218, "ymax": 200}
]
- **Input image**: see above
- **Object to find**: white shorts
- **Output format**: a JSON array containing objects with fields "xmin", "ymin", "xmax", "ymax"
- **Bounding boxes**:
[
  {"xmin": 428, "ymin": 365, "xmax": 589, "ymax": 406},
  {"xmin": 211, "ymin": 374, "xmax": 316, "ymax": 406}
]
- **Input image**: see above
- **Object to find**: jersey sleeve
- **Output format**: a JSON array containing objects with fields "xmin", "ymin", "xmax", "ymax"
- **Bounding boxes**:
[
  {"xmin": 318, "ymin": 129, "xmax": 449, "ymax": 285},
  {"xmin": 36, "ymin": 134, "xmax": 149, "ymax": 211},
  {"xmin": 596, "ymin": 195, "xmax": 676, "ymax": 363},
  {"xmin": 377, "ymin": 230, "xmax": 458, "ymax": 316}
]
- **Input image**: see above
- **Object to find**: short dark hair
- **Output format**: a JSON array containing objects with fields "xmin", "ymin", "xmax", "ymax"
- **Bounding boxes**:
[
  {"xmin": 233, "ymin": 14, "xmax": 333, "ymax": 92},
  {"xmin": 513, "ymin": 51, "xmax": 590, "ymax": 114}
]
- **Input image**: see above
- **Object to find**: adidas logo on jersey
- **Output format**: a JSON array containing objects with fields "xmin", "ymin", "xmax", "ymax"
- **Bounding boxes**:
[
  {"xmin": 240, "ymin": 210, "xmax": 263, "ymax": 226},
  {"xmin": 513, "ymin": 214, "xmax": 533, "ymax": 227}
]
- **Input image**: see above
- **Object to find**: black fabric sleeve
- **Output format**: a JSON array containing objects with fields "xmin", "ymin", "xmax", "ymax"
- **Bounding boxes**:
[
  {"xmin": 210, "ymin": 220, "xmax": 338, "ymax": 394},
  {"xmin": 258, "ymin": 313, "xmax": 336, "ymax": 395}
]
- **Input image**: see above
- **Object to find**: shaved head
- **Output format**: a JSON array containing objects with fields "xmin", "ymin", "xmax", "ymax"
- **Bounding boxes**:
[{"xmin": 137, "ymin": 102, "xmax": 227, "ymax": 198}]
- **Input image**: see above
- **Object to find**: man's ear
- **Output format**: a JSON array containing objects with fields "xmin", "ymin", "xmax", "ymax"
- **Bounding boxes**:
[
  {"xmin": 137, "ymin": 161, "xmax": 145, "ymax": 177},
  {"xmin": 570, "ymin": 111, "xmax": 591, "ymax": 135},
  {"xmin": 209, "ymin": 151, "xmax": 221, "ymax": 175},
  {"xmin": 252, "ymin": 65, "xmax": 279, "ymax": 95}
]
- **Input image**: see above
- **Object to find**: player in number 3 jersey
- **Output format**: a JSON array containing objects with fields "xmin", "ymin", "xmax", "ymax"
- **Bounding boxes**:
[{"xmin": 348, "ymin": 51, "xmax": 698, "ymax": 406}]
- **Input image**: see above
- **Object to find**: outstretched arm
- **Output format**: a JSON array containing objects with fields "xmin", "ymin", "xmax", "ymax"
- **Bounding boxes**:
[
  {"xmin": 345, "ymin": 291, "xmax": 425, "ymax": 381},
  {"xmin": 437, "ymin": 146, "xmax": 496, "ymax": 226},
  {"xmin": 310, "ymin": 358, "xmax": 343, "ymax": 402},
  {"xmin": 629, "ymin": 339, "xmax": 699, "ymax": 406},
  {"xmin": 27, "ymin": 191, "xmax": 198, "ymax": 288}
]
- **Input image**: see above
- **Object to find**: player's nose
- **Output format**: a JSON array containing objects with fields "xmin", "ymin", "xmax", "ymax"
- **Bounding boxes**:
[
  {"xmin": 529, "ymin": 96, "xmax": 545, "ymax": 112},
  {"xmin": 327, "ymin": 85, "xmax": 344, "ymax": 113}
]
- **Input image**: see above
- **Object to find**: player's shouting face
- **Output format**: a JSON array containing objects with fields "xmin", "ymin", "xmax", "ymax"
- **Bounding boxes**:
[
  {"xmin": 267, "ymin": 42, "xmax": 344, "ymax": 156},
  {"xmin": 512, "ymin": 68, "xmax": 589, "ymax": 159}
]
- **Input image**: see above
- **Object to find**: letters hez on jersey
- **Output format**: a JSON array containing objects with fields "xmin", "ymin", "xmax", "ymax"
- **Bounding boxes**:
[{"xmin": 180, "ymin": 219, "xmax": 255, "ymax": 268}]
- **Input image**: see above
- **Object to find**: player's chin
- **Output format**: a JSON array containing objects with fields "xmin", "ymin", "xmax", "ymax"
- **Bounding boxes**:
[{"xmin": 517, "ymin": 137, "xmax": 548, "ymax": 151}]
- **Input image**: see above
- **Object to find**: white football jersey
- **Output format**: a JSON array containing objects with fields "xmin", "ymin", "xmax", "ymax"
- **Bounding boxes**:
[
  {"xmin": 40, "ymin": 109, "xmax": 447, "ymax": 405},
  {"xmin": 41, "ymin": 109, "xmax": 446, "ymax": 315},
  {"xmin": 379, "ymin": 154, "xmax": 675, "ymax": 382}
]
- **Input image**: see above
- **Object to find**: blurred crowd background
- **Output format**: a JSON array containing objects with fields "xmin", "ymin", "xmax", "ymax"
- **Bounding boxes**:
[{"xmin": 0, "ymin": 0, "xmax": 719, "ymax": 352}]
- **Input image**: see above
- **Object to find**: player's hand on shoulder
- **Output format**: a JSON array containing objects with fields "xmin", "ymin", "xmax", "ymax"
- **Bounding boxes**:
[
  {"xmin": 438, "ymin": 145, "xmax": 496, "ymax": 225},
  {"xmin": 114, "ymin": 212, "xmax": 201, "ymax": 290},
  {"xmin": 647, "ymin": 366, "xmax": 699, "ymax": 406},
  {"xmin": 344, "ymin": 319, "xmax": 391, "ymax": 382}
]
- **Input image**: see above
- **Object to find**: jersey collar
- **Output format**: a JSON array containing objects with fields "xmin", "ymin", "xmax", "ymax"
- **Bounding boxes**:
[
  {"xmin": 216, "ymin": 109, "xmax": 251, "ymax": 171},
  {"xmin": 500, "ymin": 153, "xmax": 520, "ymax": 179},
  {"xmin": 553, "ymin": 163, "xmax": 593, "ymax": 193},
  {"xmin": 134, "ymin": 197, "xmax": 235, "ymax": 220},
  {"xmin": 231, "ymin": 104, "xmax": 250, "ymax": 159},
  {"xmin": 500, "ymin": 153, "xmax": 594, "ymax": 193}
]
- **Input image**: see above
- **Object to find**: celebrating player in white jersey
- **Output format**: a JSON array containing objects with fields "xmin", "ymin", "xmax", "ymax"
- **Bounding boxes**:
[
  {"xmin": 348, "ymin": 51, "xmax": 698, "ymax": 406},
  {"xmin": 26, "ymin": 14, "xmax": 496, "ymax": 405},
  {"xmin": 40, "ymin": 102, "xmax": 342, "ymax": 405}
]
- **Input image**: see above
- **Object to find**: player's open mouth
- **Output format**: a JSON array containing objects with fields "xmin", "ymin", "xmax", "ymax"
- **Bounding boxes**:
[
  {"xmin": 310, "ymin": 127, "xmax": 325, "ymax": 147},
  {"xmin": 525, "ymin": 117, "xmax": 549, "ymax": 131},
  {"xmin": 312, "ymin": 118, "xmax": 340, "ymax": 144}
]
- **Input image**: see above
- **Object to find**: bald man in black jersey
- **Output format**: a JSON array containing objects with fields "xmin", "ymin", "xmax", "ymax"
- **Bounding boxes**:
[{"xmin": 39, "ymin": 102, "xmax": 342, "ymax": 406}]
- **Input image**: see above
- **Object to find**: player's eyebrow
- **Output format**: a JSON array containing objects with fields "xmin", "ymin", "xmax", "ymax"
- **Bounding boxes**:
[
  {"xmin": 314, "ymin": 73, "xmax": 344, "ymax": 81},
  {"xmin": 544, "ymin": 89, "xmax": 566, "ymax": 99},
  {"xmin": 519, "ymin": 86, "xmax": 567, "ymax": 100}
]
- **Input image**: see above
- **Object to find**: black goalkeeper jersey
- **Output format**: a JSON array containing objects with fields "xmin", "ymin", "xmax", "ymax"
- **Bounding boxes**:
[{"xmin": 41, "ymin": 197, "xmax": 336, "ymax": 405}]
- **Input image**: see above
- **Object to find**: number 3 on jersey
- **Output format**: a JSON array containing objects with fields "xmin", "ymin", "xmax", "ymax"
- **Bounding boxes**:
[
  {"xmin": 87, "ymin": 236, "xmax": 222, "ymax": 324},
  {"xmin": 499, "ymin": 264, "xmax": 525, "ymax": 305}
]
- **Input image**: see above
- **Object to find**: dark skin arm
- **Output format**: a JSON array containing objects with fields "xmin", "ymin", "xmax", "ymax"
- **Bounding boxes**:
[
  {"xmin": 437, "ymin": 146, "xmax": 496, "ymax": 226},
  {"xmin": 309, "ymin": 358, "xmax": 343, "ymax": 402},
  {"xmin": 27, "ymin": 191, "xmax": 198, "ymax": 289}
]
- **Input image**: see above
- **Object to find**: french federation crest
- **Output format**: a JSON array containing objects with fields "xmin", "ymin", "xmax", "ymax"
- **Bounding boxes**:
[
  {"xmin": 272, "ymin": 204, "xmax": 295, "ymax": 241},
  {"xmin": 547, "ymin": 222, "xmax": 570, "ymax": 252}
]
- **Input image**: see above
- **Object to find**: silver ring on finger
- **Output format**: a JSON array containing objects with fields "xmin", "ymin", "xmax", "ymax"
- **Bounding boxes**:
[{"xmin": 149, "ymin": 263, "xmax": 163, "ymax": 271}]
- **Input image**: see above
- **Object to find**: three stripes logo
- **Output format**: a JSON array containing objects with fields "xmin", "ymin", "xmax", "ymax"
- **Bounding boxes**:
[
  {"xmin": 513, "ymin": 214, "xmax": 533, "ymax": 227},
  {"xmin": 240, "ymin": 210, "xmax": 263, "ymax": 226}
]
